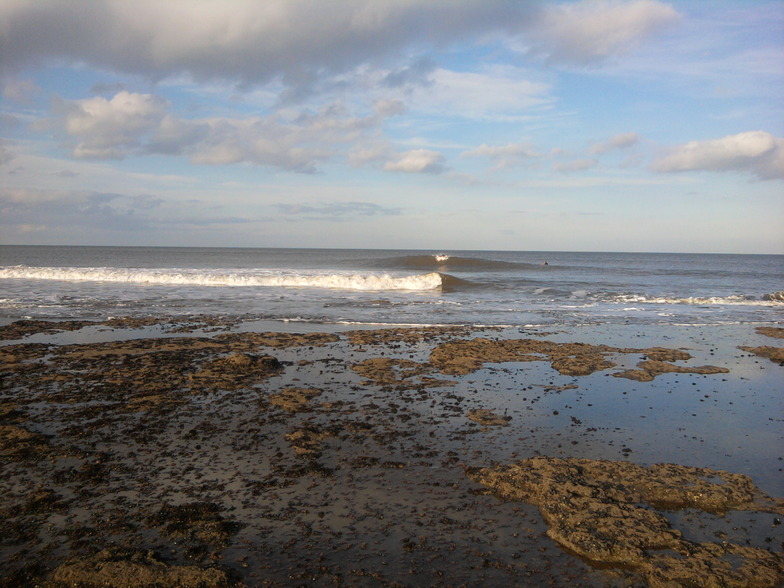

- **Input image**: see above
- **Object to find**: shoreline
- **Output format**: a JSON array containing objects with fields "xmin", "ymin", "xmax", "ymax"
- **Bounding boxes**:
[{"xmin": 1, "ymin": 317, "xmax": 782, "ymax": 586}]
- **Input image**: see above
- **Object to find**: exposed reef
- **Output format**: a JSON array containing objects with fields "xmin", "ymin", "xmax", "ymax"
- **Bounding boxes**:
[
  {"xmin": 468, "ymin": 456, "xmax": 784, "ymax": 587},
  {"xmin": 1, "ymin": 319, "xmax": 780, "ymax": 586}
]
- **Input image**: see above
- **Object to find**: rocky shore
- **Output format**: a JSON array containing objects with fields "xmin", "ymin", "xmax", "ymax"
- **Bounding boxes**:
[{"xmin": 1, "ymin": 318, "xmax": 782, "ymax": 586}]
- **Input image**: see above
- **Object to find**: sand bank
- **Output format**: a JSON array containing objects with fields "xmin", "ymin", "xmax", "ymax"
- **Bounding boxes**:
[{"xmin": 1, "ymin": 318, "xmax": 782, "ymax": 586}]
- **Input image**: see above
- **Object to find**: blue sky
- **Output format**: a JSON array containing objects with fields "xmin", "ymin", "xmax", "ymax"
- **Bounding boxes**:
[{"xmin": 1, "ymin": 0, "xmax": 782, "ymax": 253}]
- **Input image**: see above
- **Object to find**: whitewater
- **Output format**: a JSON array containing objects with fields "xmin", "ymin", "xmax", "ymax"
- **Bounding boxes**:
[{"xmin": 0, "ymin": 266, "xmax": 446, "ymax": 292}]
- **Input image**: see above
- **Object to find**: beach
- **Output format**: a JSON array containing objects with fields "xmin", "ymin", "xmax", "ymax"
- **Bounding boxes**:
[
  {"xmin": 1, "ymin": 317, "xmax": 782, "ymax": 586},
  {"xmin": 5, "ymin": 0, "xmax": 784, "ymax": 583}
]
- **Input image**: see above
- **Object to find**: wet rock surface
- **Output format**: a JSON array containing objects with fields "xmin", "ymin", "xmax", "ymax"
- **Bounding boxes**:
[
  {"xmin": 740, "ymin": 345, "xmax": 784, "ymax": 365},
  {"xmin": 613, "ymin": 360, "xmax": 730, "ymax": 382},
  {"xmin": 268, "ymin": 387, "xmax": 323, "ymax": 412},
  {"xmin": 147, "ymin": 502, "xmax": 241, "ymax": 559},
  {"xmin": 44, "ymin": 548, "xmax": 232, "ymax": 587},
  {"xmin": 428, "ymin": 337, "xmax": 727, "ymax": 381},
  {"xmin": 0, "ymin": 320, "xmax": 95, "ymax": 340},
  {"xmin": 1, "ymin": 318, "xmax": 781, "ymax": 586},
  {"xmin": 739, "ymin": 327, "xmax": 784, "ymax": 365},
  {"xmin": 466, "ymin": 408, "xmax": 511, "ymax": 426},
  {"xmin": 756, "ymin": 326, "xmax": 784, "ymax": 339},
  {"xmin": 468, "ymin": 457, "xmax": 784, "ymax": 586},
  {"xmin": 0, "ymin": 316, "xmax": 247, "ymax": 340}
]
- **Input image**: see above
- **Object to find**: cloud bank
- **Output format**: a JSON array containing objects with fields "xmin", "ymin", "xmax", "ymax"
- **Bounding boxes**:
[
  {"xmin": 1, "ymin": 0, "xmax": 681, "ymax": 95},
  {"xmin": 36, "ymin": 91, "xmax": 405, "ymax": 172}
]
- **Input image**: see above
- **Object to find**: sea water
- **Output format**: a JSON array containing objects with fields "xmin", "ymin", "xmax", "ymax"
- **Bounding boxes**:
[{"xmin": 1, "ymin": 245, "xmax": 782, "ymax": 327}]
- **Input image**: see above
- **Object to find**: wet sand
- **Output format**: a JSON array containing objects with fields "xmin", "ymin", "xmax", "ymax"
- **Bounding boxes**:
[{"xmin": 1, "ymin": 318, "xmax": 782, "ymax": 586}]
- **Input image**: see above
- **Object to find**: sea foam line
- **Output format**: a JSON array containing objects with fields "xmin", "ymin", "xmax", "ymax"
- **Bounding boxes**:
[{"xmin": 0, "ymin": 266, "xmax": 445, "ymax": 292}]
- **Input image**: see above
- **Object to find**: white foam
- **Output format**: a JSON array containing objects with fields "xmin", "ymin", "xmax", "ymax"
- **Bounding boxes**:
[
  {"xmin": 608, "ymin": 294, "xmax": 783, "ymax": 306},
  {"xmin": 0, "ymin": 266, "xmax": 444, "ymax": 292}
]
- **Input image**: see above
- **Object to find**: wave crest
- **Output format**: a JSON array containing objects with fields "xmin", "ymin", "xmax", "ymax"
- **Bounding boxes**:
[
  {"xmin": 0, "ymin": 266, "xmax": 451, "ymax": 292},
  {"xmin": 763, "ymin": 290, "xmax": 784, "ymax": 301}
]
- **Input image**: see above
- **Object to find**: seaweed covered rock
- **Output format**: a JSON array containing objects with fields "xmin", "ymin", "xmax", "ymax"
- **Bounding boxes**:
[
  {"xmin": 468, "ymin": 457, "xmax": 784, "ymax": 586},
  {"xmin": 45, "ymin": 547, "xmax": 232, "ymax": 587},
  {"xmin": 740, "ymin": 345, "xmax": 784, "ymax": 365},
  {"xmin": 466, "ymin": 408, "xmax": 511, "ymax": 426},
  {"xmin": 614, "ymin": 360, "xmax": 730, "ymax": 382},
  {"xmin": 269, "ymin": 387, "xmax": 322, "ymax": 412},
  {"xmin": 147, "ymin": 502, "xmax": 241, "ymax": 559},
  {"xmin": 189, "ymin": 352, "xmax": 283, "ymax": 390},
  {"xmin": 428, "ymin": 337, "xmax": 720, "ymax": 380},
  {"xmin": 0, "ymin": 425, "xmax": 52, "ymax": 460}
]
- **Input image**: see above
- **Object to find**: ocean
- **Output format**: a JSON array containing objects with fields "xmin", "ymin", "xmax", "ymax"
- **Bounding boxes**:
[{"xmin": 1, "ymin": 245, "xmax": 782, "ymax": 327}]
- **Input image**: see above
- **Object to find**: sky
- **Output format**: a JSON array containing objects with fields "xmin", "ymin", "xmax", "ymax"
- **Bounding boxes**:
[{"xmin": 1, "ymin": 0, "xmax": 783, "ymax": 254}]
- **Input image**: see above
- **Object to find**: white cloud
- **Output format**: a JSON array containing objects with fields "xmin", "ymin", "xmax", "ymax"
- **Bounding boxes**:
[
  {"xmin": 383, "ymin": 149, "xmax": 446, "ymax": 174},
  {"xmin": 461, "ymin": 142, "xmax": 540, "ymax": 170},
  {"xmin": 651, "ymin": 130, "xmax": 784, "ymax": 181},
  {"xmin": 589, "ymin": 132, "xmax": 640, "ymax": 154},
  {"xmin": 35, "ymin": 91, "xmax": 402, "ymax": 172},
  {"xmin": 36, "ymin": 91, "xmax": 168, "ymax": 159},
  {"xmin": 526, "ymin": 0, "xmax": 681, "ymax": 66}
]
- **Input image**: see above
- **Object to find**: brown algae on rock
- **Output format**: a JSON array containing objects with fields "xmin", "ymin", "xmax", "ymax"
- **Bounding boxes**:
[
  {"xmin": 613, "ymin": 360, "xmax": 730, "ymax": 382},
  {"xmin": 755, "ymin": 326, "xmax": 784, "ymax": 339},
  {"xmin": 284, "ymin": 426, "xmax": 335, "ymax": 457},
  {"xmin": 739, "ymin": 345, "xmax": 784, "ymax": 365},
  {"xmin": 269, "ymin": 387, "xmax": 323, "ymax": 412},
  {"xmin": 45, "ymin": 548, "xmax": 232, "ymax": 587},
  {"xmin": 466, "ymin": 408, "xmax": 511, "ymax": 426},
  {"xmin": 352, "ymin": 357, "xmax": 434, "ymax": 386},
  {"xmin": 147, "ymin": 502, "xmax": 240, "ymax": 558},
  {"xmin": 468, "ymin": 456, "xmax": 784, "ymax": 586},
  {"xmin": 737, "ymin": 326, "xmax": 784, "ymax": 365},
  {"xmin": 429, "ymin": 338, "xmax": 618, "ymax": 376},
  {"xmin": 1, "ymin": 424, "xmax": 49, "ymax": 458},
  {"xmin": 188, "ymin": 352, "xmax": 283, "ymax": 390},
  {"xmin": 429, "ymin": 337, "xmax": 729, "ymax": 381}
]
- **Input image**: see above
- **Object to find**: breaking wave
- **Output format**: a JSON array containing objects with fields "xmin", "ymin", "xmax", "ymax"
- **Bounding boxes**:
[
  {"xmin": 0, "ymin": 266, "xmax": 462, "ymax": 292},
  {"xmin": 607, "ymin": 293, "xmax": 784, "ymax": 306}
]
